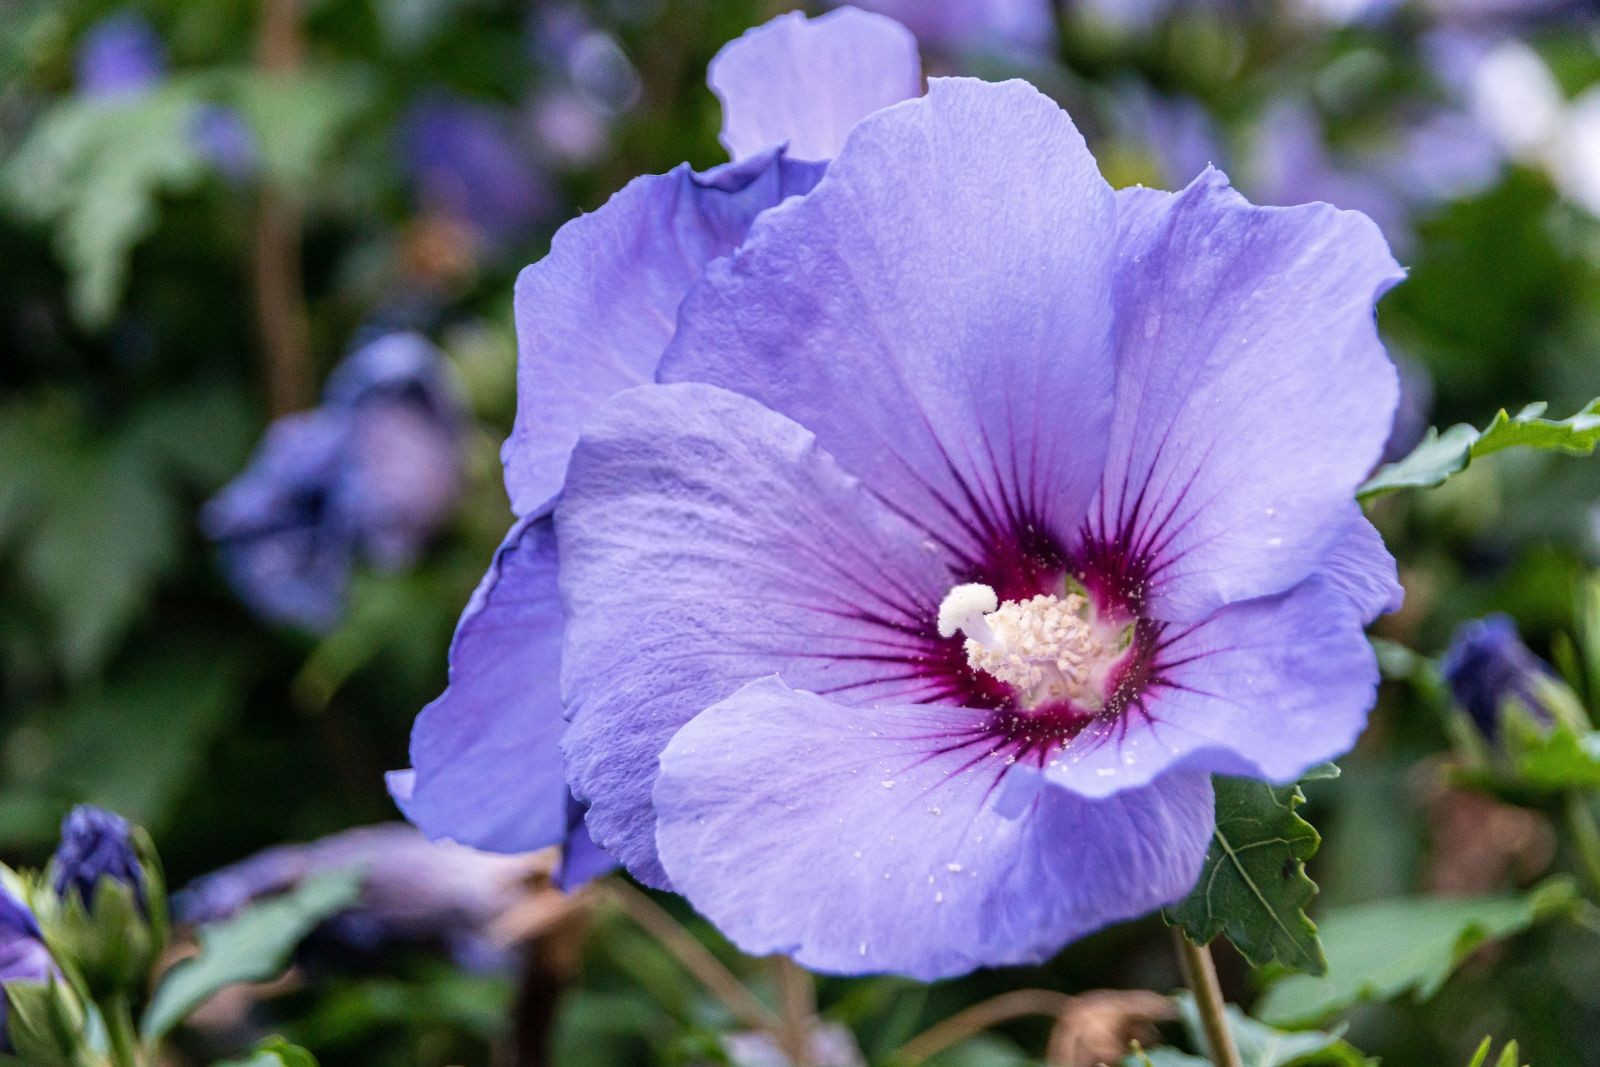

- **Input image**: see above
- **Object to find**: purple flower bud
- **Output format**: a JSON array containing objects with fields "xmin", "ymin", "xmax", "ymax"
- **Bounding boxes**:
[
  {"xmin": 0, "ymin": 889, "xmax": 54, "ymax": 1053},
  {"xmin": 1441, "ymin": 615, "xmax": 1559, "ymax": 738},
  {"xmin": 51, "ymin": 806, "xmax": 146, "ymax": 914},
  {"xmin": 75, "ymin": 12, "xmax": 166, "ymax": 98}
]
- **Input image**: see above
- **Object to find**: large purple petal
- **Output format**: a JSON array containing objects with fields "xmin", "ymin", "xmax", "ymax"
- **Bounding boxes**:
[
  {"xmin": 502, "ymin": 150, "xmax": 823, "ymax": 515},
  {"xmin": 708, "ymin": 8, "xmax": 922, "ymax": 162},
  {"xmin": 1038, "ymin": 575, "xmax": 1379, "ymax": 798},
  {"xmin": 662, "ymin": 78, "xmax": 1118, "ymax": 564},
  {"xmin": 1093, "ymin": 173, "xmax": 1403, "ymax": 623},
  {"xmin": 557, "ymin": 384, "xmax": 963, "ymax": 887},
  {"xmin": 391, "ymin": 515, "xmax": 568, "ymax": 852},
  {"xmin": 654, "ymin": 677, "xmax": 1213, "ymax": 978}
]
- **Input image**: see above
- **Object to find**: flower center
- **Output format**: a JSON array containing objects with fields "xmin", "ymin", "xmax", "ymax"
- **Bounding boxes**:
[{"xmin": 937, "ymin": 581, "xmax": 1133, "ymax": 711}]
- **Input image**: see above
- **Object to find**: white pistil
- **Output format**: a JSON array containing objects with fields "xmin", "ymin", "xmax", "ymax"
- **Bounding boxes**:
[
  {"xmin": 936, "ymin": 581, "xmax": 1125, "ymax": 709},
  {"xmin": 936, "ymin": 582, "xmax": 999, "ymax": 644}
]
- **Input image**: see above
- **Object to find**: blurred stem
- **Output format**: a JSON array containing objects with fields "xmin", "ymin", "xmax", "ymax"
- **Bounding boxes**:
[
  {"xmin": 1565, "ymin": 792, "xmax": 1600, "ymax": 900},
  {"xmin": 894, "ymin": 989, "xmax": 1074, "ymax": 1064},
  {"xmin": 102, "ymin": 993, "xmax": 142, "ymax": 1067},
  {"xmin": 1172, "ymin": 932, "xmax": 1241, "ymax": 1067},
  {"xmin": 773, "ymin": 956, "xmax": 816, "ymax": 1067},
  {"xmin": 252, "ymin": 0, "xmax": 312, "ymax": 416},
  {"xmin": 600, "ymin": 880, "xmax": 780, "ymax": 1034}
]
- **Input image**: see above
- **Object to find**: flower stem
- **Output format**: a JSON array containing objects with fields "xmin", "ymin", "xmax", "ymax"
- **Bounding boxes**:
[
  {"xmin": 894, "ymin": 989, "xmax": 1075, "ymax": 1064},
  {"xmin": 1172, "ymin": 932, "xmax": 1241, "ymax": 1067},
  {"xmin": 600, "ymin": 881, "xmax": 779, "ymax": 1033},
  {"xmin": 102, "ymin": 993, "xmax": 142, "ymax": 1067},
  {"xmin": 772, "ymin": 956, "xmax": 816, "ymax": 1067},
  {"xmin": 1565, "ymin": 792, "xmax": 1600, "ymax": 900}
]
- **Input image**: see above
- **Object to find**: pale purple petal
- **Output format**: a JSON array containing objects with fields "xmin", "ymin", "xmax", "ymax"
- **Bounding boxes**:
[
  {"xmin": 663, "ymin": 78, "xmax": 1118, "ymax": 564},
  {"xmin": 557, "ymin": 384, "xmax": 962, "ymax": 886},
  {"xmin": 1317, "ymin": 505, "xmax": 1403, "ymax": 622},
  {"xmin": 1093, "ymin": 172, "xmax": 1402, "ymax": 622},
  {"xmin": 392, "ymin": 516, "xmax": 568, "ymax": 852},
  {"xmin": 709, "ymin": 8, "xmax": 922, "ymax": 162},
  {"xmin": 654, "ymin": 677, "xmax": 1213, "ymax": 978},
  {"xmin": 502, "ymin": 150, "xmax": 824, "ymax": 515},
  {"xmin": 1037, "ymin": 576, "xmax": 1380, "ymax": 797}
]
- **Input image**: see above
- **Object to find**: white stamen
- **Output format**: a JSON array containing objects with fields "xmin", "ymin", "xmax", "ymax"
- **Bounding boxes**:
[
  {"xmin": 939, "ymin": 581, "xmax": 1130, "ymax": 709},
  {"xmin": 937, "ymin": 583, "xmax": 999, "ymax": 643}
]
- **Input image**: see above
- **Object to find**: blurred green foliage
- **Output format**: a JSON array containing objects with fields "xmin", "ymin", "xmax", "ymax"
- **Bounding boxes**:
[{"xmin": 3, "ymin": 0, "xmax": 1600, "ymax": 1065}]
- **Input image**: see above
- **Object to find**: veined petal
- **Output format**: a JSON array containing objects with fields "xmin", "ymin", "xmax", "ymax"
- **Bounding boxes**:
[
  {"xmin": 1095, "ymin": 173, "xmax": 1403, "ymax": 621},
  {"xmin": 709, "ymin": 8, "xmax": 922, "ymax": 162},
  {"xmin": 557, "ymin": 383, "xmax": 962, "ymax": 886},
  {"xmin": 392, "ymin": 516, "xmax": 568, "ymax": 852},
  {"xmin": 502, "ymin": 150, "xmax": 824, "ymax": 515},
  {"xmin": 654, "ymin": 677, "xmax": 1213, "ymax": 979},
  {"xmin": 663, "ymin": 78, "xmax": 1118, "ymax": 566},
  {"xmin": 1038, "ymin": 575, "xmax": 1379, "ymax": 798}
]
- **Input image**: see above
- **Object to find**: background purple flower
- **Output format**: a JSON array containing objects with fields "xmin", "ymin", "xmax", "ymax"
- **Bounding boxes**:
[
  {"xmin": 76, "ymin": 12, "xmax": 165, "ymax": 98},
  {"xmin": 400, "ymin": 95, "xmax": 552, "ymax": 247},
  {"xmin": 830, "ymin": 0, "xmax": 1054, "ymax": 54},
  {"xmin": 173, "ymin": 823, "xmax": 543, "ymax": 973},
  {"xmin": 203, "ymin": 332, "xmax": 465, "ymax": 631}
]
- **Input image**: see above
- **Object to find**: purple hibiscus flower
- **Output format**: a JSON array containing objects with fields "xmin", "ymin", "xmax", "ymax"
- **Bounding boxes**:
[
  {"xmin": 396, "ymin": 7, "xmax": 1402, "ymax": 978},
  {"xmin": 0, "ymin": 888, "xmax": 54, "ymax": 1053},
  {"xmin": 203, "ymin": 332, "xmax": 465, "ymax": 631}
]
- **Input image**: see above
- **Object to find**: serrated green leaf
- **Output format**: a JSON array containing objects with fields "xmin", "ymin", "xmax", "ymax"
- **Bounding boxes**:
[
  {"xmin": 1255, "ymin": 879, "xmax": 1579, "ymax": 1027},
  {"xmin": 1164, "ymin": 776, "xmax": 1325, "ymax": 976},
  {"xmin": 141, "ymin": 870, "xmax": 363, "ymax": 1042},
  {"xmin": 213, "ymin": 1037, "xmax": 320, "ymax": 1067},
  {"xmin": 1358, "ymin": 398, "xmax": 1600, "ymax": 499}
]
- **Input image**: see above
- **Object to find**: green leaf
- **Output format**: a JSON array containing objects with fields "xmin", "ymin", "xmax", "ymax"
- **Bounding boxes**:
[
  {"xmin": 1508, "ymin": 721, "xmax": 1600, "ymax": 791},
  {"xmin": 1122, "ymin": 997, "xmax": 1368, "ymax": 1067},
  {"xmin": 232, "ymin": 69, "xmax": 373, "ymax": 190},
  {"xmin": 1, "ymin": 83, "xmax": 213, "ymax": 326},
  {"xmin": 1255, "ymin": 879, "xmax": 1579, "ymax": 1027},
  {"xmin": 1358, "ymin": 398, "xmax": 1600, "ymax": 499},
  {"xmin": 1164, "ymin": 775, "xmax": 1327, "ymax": 976},
  {"xmin": 0, "ymin": 648, "xmax": 244, "ymax": 841},
  {"xmin": 1177, "ymin": 996, "xmax": 1367, "ymax": 1067},
  {"xmin": 141, "ymin": 870, "xmax": 363, "ymax": 1042},
  {"xmin": 1465, "ymin": 1037, "xmax": 1527, "ymax": 1067},
  {"xmin": 214, "ymin": 1037, "xmax": 320, "ymax": 1067}
]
